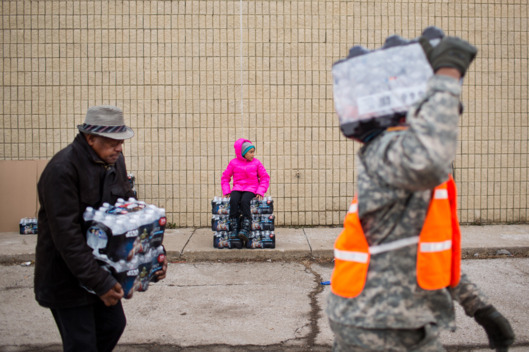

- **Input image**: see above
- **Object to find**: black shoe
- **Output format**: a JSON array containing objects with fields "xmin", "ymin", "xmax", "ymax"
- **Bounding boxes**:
[{"xmin": 238, "ymin": 217, "xmax": 251, "ymax": 244}]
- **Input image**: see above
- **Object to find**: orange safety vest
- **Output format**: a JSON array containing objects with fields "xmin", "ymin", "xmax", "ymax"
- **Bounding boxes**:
[{"xmin": 331, "ymin": 175, "xmax": 461, "ymax": 298}]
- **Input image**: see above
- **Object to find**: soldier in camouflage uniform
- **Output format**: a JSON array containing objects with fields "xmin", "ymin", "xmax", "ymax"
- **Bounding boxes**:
[{"xmin": 326, "ymin": 36, "xmax": 515, "ymax": 351}]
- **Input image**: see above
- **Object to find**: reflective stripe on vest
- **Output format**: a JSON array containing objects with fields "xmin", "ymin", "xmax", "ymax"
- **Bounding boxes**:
[
  {"xmin": 331, "ymin": 175, "xmax": 461, "ymax": 298},
  {"xmin": 334, "ymin": 249, "xmax": 369, "ymax": 263}
]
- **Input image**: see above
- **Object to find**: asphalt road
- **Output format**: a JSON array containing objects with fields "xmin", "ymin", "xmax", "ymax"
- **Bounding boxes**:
[{"xmin": 1, "ymin": 257, "xmax": 528, "ymax": 352}]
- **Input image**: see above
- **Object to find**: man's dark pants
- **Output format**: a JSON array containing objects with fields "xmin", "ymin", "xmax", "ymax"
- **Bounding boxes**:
[{"xmin": 51, "ymin": 299, "xmax": 126, "ymax": 352}]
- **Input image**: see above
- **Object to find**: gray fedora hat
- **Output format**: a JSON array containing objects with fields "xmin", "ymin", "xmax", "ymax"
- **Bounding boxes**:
[{"xmin": 77, "ymin": 105, "xmax": 134, "ymax": 140}]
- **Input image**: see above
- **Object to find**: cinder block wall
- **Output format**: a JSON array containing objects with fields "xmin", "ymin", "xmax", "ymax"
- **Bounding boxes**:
[{"xmin": 1, "ymin": 1, "xmax": 528, "ymax": 227}]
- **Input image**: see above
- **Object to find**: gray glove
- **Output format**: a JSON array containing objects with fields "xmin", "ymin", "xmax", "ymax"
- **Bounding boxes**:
[
  {"xmin": 474, "ymin": 305, "xmax": 515, "ymax": 351},
  {"xmin": 419, "ymin": 36, "xmax": 477, "ymax": 76}
]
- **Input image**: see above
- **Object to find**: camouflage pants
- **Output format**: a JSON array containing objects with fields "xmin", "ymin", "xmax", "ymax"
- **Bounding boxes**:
[{"xmin": 329, "ymin": 320, "xmax": 446, "ymax": 352}]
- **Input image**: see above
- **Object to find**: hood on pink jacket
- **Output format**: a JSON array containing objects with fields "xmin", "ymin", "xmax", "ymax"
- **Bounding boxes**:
[
  {"xmin": 233, "ymin": 138, "xmax": 252, "ymax": 161},
  {"xmin": 221, "ymin": 138, "xmax": 270, "ymax": 196}
]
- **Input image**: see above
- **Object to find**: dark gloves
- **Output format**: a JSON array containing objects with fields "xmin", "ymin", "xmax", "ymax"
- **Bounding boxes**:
[
  {"xmin": 419, "ymin": 36, "xmax": 477, "ymax": 77},
  {"xmin": 474, "ymin": 305, "xmax": 515, "ymax": 351}
]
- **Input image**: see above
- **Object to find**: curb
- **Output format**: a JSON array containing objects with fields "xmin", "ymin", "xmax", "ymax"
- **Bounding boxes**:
[
  {"xmin": 2, "ymin": 247, "xmax": 529, "ymax": 266},
  {"xmin": 168, "ymin": 246, "xmax": 529, "ymax": 263}
]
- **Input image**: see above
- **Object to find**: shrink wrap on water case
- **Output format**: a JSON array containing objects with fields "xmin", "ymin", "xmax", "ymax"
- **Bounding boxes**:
[{"xmin": 333, "ymin": 27, "xmax": 444, "ymax": 141}]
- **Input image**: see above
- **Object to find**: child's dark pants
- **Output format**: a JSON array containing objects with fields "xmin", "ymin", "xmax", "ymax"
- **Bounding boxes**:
[{"xmin": 229, "ymin": 191, "xmax": 255, "ymax": 220}]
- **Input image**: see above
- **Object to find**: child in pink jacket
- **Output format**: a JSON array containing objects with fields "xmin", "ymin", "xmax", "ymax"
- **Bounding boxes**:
[{"xmin": 221, "ymin": 138, "xmax": 270, "ymax": 244}]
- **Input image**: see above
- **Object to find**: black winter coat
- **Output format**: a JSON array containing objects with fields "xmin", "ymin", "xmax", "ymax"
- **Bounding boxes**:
[{"xmin": 34, "ymin": 133, "xmax": 135, "ymax": 308}]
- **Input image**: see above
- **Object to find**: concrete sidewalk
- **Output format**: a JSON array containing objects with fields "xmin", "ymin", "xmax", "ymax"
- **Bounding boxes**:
[{"xmin": 2, "ymin": 224, "xmax": 529, "ymax": 264}]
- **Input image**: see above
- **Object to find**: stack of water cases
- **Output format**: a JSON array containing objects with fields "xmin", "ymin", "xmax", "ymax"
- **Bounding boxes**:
[
  {"xmin": 84, "ymin": 198, "xmax": 166, "ymax": 298},
  {"xmin": 211, "ymin": 196, "xmax": 276, "ymax": 249}
]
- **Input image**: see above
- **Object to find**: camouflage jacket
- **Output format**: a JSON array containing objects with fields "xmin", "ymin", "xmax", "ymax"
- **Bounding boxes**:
[{"xmin": 326, "ymin": 75, "xmax": 490, "ymax": 329}]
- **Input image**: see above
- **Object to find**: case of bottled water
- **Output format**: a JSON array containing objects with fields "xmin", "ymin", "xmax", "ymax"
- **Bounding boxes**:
[
  {"xmin": 251, "ymin": 214, "xmax": 275, "ymax": 231},
  {"xmin": 84, "ymin": 198, "xmax": 166, "ymax": 298},
  {"xmin": 247, "ymin": 230, "xmax": 276, "ymax": 249},
  {"xmin": 19, "ymin": 217, "xmax": 38, "ymax": 234},
  {"xmin": 211, "ymin": 197, "xmax": 230, "ymax": 215},
  {"xmin": 332, "ymin": 27, "xmax": 444, "ymax": 141}
]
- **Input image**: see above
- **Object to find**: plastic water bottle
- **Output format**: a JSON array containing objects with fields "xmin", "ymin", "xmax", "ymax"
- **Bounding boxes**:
[
  {"xmin": 93, "ymin": 210, "xmax": 105, "ymax": 222},
  {"xmin": 128, "ymin": 215, "xmax": 139, "ymax": 234},
  {"xmin": 86, "ymin": 223, "xmax": 108, "ymax": 255},
  {"xmin": 116, "ymin": 259, "xmax": 128, "ymax": 273},
  {"xmin": 93, "ymin": 211, "xmax": 105, "ymax": 228},
  {"xmin": 150, "ymin": 245, "xmax": 165, "ymax": 278},
  {"xmin": 213, "ymin": 197, "xmax": 218, "ymax": 210},
  {"xmin": 144, "ymin": 248, "xmax": 154, "ymax": 268},
  {"xmin": 137, "ymin": 210, "xmax": 148, "ymax": 228},
  {"xmin": 251, "ymin": 215, "xmax": 261, "ymax": 230},
  {"xmin": 129, "ymin": 254, "xmax": 139, "ymax": 269},
  {"xmin": 83, "ymin": 207, "xmax": 95, "ymax": 221},
  {"xmin": 114, "ymin": 218, "xmax": 126, "ymax": 236},
  {"xmin": 103, "ymin": 215, "xmax": 115, "ymax": 233},
  {"xmin": 147, "ymin": 208, "xmax": 157, "ymax": 224}
]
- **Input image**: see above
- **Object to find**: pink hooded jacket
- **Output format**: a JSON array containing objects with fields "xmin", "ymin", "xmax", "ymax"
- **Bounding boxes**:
[{"xmin": 221, "ymin": 138, "xmax": 270, "ymax": 197}]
